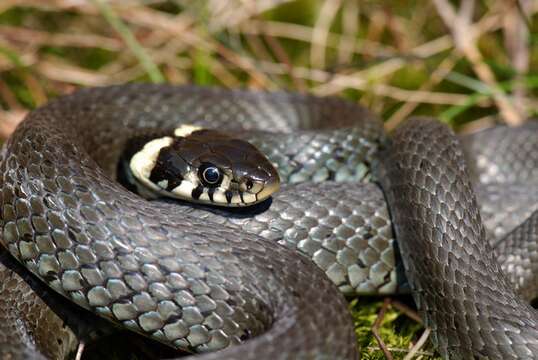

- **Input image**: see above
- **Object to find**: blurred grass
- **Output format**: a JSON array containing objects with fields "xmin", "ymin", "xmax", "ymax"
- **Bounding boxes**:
[{"xmin": 0, "ymin": 1, "xmax": 536, "ymax": 359}]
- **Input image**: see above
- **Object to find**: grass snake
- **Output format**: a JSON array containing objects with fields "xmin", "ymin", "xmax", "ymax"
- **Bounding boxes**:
[{"xmin": 1, "ymin": 84, "xmax": 537, "ymax": 359}]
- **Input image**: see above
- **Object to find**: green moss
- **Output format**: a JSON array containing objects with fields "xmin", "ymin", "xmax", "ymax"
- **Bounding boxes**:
[{"xmin": 350, "ymin": 298, "xmax": 441, "ymax": 359}]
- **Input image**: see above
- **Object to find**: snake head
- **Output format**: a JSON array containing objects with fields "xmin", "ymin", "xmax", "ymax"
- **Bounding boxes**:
[{"xmin": 129, "ymin": 125, "xmax": 280, "ymax": 207}]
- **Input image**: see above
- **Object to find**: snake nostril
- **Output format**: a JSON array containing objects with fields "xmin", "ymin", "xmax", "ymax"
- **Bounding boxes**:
[{"xmin": 240, "ymin": 330, "xmax": 252, "ymax": 341}]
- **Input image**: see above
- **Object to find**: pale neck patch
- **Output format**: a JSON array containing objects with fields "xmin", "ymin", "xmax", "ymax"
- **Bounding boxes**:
[
  {"xmin": 173, "ymin": 125, "xmax": 203, "ymax": 137},
  {"xmin": 129, "ymin": 136, "xmax": 174, "ymax": 191}
]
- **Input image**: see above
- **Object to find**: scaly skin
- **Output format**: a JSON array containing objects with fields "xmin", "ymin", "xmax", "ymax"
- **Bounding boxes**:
[{"xmin": 1, "ymin": 84, "xmax": 537, "ymax": 359}]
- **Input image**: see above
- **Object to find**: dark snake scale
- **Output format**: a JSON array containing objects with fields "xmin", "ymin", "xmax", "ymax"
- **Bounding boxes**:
[{"xmin": 0, "ymin": 84, "xmax": 537, "ymax": 359}]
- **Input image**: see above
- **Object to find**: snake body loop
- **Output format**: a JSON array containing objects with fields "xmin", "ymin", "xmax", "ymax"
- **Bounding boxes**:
[
  {"xmin": 1, "ymin": 85, "xmax": 365, "ymax": 359},
  {"xmin": 381, "ymin": 119, "xmax": 538, "ymax": 358},
  {"xmin": 0, "ymin": 84, "xmax": 538, "ymax": 359}
]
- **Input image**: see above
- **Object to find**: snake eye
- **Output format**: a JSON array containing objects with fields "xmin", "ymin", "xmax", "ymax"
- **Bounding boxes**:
[
  {"xmin": 199, "ymin": 163, "xmax": 222, "ymax": 186},
  {"xmin": 246, "ymin": 179, "xmax": 253, "ymax": 190}
]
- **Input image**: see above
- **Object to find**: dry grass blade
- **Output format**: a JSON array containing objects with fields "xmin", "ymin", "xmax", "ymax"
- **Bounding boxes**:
[
  {"xmin": 238, "ymin": 19, "xmax": 397, "ymax": 57},
  {"xmin": 0, "ymin": 25, "xmax": 123, "ymax": 51},
  {"xmin": 503, "ymin": 0, "xmax": 531, "ymax": 118},
  {"xmin": 311, "ymin": 0, "xmax": 341, "ymax": 69},
  {"xmin": 432, "ymin": 0, "xmax": 524, "ymax": 125},
  {"xmin": 338, "ymin": 1, "xmax": 359, "ymax": 64},
  {"xmin": 386, "ymin": 54, "xmax": 460, "ymax": 130},
  {"xmin": 371, "ymin": 298, "xmax": 395, "ymax": 360},
  {"xmin": 37, "ymin": 60, "xmax": 112, "ymax": 86},
  {"xmin": 91, "ymin": 0, "xmax": 165, "ymax": 83},
  {"xmin": 264, "ymin": 32, "xmax": 307, "ymax": 90},
  {"xmin": 404, "ymin": 328, "xmax": 432, "ymax": 360}
]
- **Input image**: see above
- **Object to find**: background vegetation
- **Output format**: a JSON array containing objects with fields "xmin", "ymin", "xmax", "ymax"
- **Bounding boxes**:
[{"xmin": 0, "ymin": 1, "xmax": 536, "ymax": 359}]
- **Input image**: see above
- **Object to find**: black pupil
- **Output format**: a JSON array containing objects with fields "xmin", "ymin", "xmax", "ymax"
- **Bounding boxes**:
[{"xmin": 203, "ymin": 167, "xmax": 220, "ymax": 184}]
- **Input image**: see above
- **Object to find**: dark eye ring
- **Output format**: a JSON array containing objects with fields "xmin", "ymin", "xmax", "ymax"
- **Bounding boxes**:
[{"xmin": 200, "ymin": 164, "xmax": 222, "ymax": 186}]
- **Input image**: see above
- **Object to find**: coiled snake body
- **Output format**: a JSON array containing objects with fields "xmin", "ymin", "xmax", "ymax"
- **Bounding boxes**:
[{"xmin": 1, "ymin": 84, "xmax": 538, "ymax": 359}]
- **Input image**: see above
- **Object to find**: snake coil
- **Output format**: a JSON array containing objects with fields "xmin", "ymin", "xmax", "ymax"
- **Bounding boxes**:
[{"xmin": 0, "ymin": 84, "xmax": 538, "ymax": 359}]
